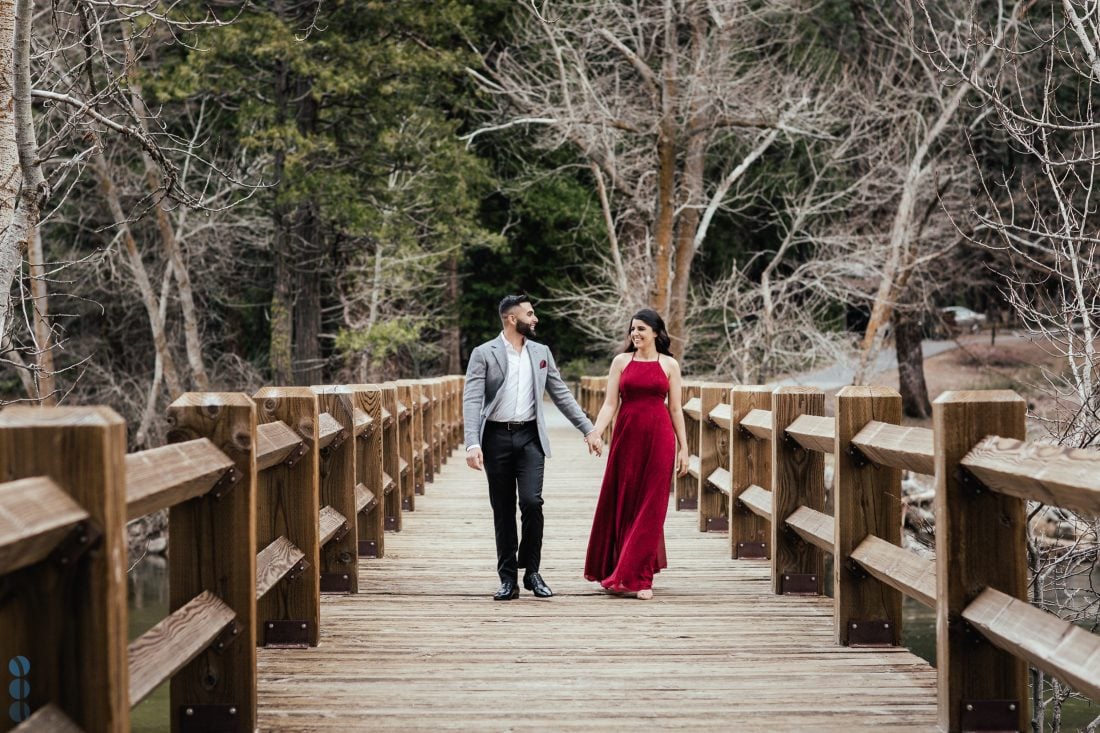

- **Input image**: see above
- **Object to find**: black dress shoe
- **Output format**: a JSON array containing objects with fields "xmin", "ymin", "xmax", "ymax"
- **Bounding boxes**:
[
  {"xmin": 493, "ymin": 580, "xmax": 519, "ymax": 601},
  {"xmin": 523, "ymin": 572, "xmax": 553, "ymax": 598}
]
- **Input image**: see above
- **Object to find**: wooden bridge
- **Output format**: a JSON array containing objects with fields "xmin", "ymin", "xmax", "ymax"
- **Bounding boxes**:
[{"xmin": 1, "ymin": 377, "xmax": 1098, "ymax": 732}]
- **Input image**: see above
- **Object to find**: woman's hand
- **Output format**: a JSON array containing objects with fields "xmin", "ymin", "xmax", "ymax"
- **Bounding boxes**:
[{"xmin": 676, "ymin": 447, "xmax": 690, "ymax": 477}]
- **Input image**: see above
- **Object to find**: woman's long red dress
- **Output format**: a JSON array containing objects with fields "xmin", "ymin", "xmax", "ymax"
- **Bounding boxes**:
[{"xmin": 584, "ymin": 357, "xmax": 675, "ymax": 592}]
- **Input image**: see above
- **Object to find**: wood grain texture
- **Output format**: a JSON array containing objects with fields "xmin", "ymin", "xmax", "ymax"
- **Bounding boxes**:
[
  {"xmin": 834, "ymin": 387, "xmax": 903, "ymax": 647},
  {"xmin": 675, "ymin": 382, "xmax": 701, "ymax": 511},
  {"xmin": 165, "ymin": 393, "xmax": 257, "ymax": 732},
  {"xmin": 312, "ymin": 386, "xmax": 359, "ymax": 594},
  {"xmin": 256, "ymin": 536, "xmax": 307, "ymax": 601},
  {"xmin": 697, "ymin": 384, "xmax": 731, "ymax": 533},
  {"xmin": 128, "ymin": 590, "xmax": 236, "ymax": 707},
  {"xmin": 771, "ymin": 388, "xmax": 826, "ymax": 595},
  {"xmin": 418, "ymin": 380, "xmax": 436, "ymax": 484},
  {"xmin": 786, "ymin": 506, "xmax": 834, "ymax": 553},
  {"xmin": 11, "ymin": 704, "xmax": 83, "ymax": 733},
  {"xmin": 740, "ymin": 408, "xmax": 773, "ymax": 441},
  {"xmin": 786, "ymin": 415, "xmax": 835, "ymax": 454},
  {"xmin": 962, "ymin": 587, "xmax": 1100, "ymax": 703},
  {"xmin": 256, "ymin": 415, "xmax": 937, "ymax": 732},
  {"xmin": 125, "ymin": 438, "xmax": 234, "ymax": 519},
  {"xmin": 708, "ymin": 403, "xmax": 732, "ymax": 431},
  {"xmin": 706, "ymin": 468, "xmax": 731, "ymax": 496},
  {"xmin": 395, "ymin": 382, "xmax": 418, "ymax": 511},
  {"xmin": 730, "ymin": 388, "xmax": 773, "ymax": 559},
  {"xmin": 319, "ymin": 506, "xmax": 347, "ymax": 547},
  {"xmin": 355, "ymin": 484, "xmax": 376, "ymax": 514},
  {"xmin": 255, "ymin": 420, "xmax": 303, "ymax": 471},
  {"xmin": 933, "ymin": 390, "xmax": 1028, "ymax": 732},
  {"xmin": 682, "ymin": 397, "xmax": 702, "ymax": 421},
  {"xmin": 348, "ymin": 385, "xmax": 385, "ymax": 557},
  {"xmin": 849, "ymin": 535, "xmax": 936, "ymax": 610},
  {"xmin": 253, "ymin": 387, "xmax": 321, "ymax": 646},
  {"xmin": 352, "ymin": 408, "xmax": 372, "ymax": 438},
  {"xmin": 740, "ymin": 485, "xmax": 774, "ymax": 521},
  {"xmin": 316, "ymin": 412, "xmax": 345, "ymax": 450},
  {"xmin": 961, "ymin": 435, "xmax": 1100, "ymax": 516},
  {"xmin": 851, "ymin": 422, "xmax": 934, "ymax": 476},
  {"xmin": 0, "ymin": 476, "xmax": 88, "ymax": 575},
  {"xmin": 0, "ymin": 406, "xmax": 130, "ymax": 732},
  {"xmin": 381, "ymin": 384, "xmax": 403, "ymax": 532}
]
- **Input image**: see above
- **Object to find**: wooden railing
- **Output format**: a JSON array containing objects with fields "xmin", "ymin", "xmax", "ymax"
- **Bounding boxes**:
[
  {"xmin": 579, "ymin": 377, "xmax": 1100, "ymax": 733},
  {"xmin": 0, "ymin": 376, "xmax": 465, "ymax": 733}
]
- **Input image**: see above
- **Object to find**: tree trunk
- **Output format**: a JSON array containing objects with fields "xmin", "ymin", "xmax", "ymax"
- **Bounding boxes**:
[
  {"xmin": 0, "ymin": 5, "xmax": 20, "ymax": 347},
  {"xmin": 648, "ymin": 11, "xmax": 678, "ymax": 320},
  {"xmin": 269, "ymin": 53, "xmax": 294, "ymax": 385},
  {"xmin": 895, "ymin": 308, "xmax": 931, "ymax": 419},
  {"xmin": 443, "ymin": 255, "xmax": 461, "ymax": 373},
  {"xmin": 27, "ymin": 228, "xmax": 55, "ymax": 403}
]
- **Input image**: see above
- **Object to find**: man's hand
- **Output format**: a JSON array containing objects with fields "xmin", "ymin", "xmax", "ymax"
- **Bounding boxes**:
[
  {"xmin": 584, "ymin": 432, "xmax": 603, "ymax": 457},
  {"xmin": 466, "ymin": 447, "xmax": 484, "ymax": 471}
]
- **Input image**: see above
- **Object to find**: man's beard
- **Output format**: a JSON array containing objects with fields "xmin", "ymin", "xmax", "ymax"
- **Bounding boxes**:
[{"xmin": 516, "ymin": 320, "xmax": 536, "ymax": 338}]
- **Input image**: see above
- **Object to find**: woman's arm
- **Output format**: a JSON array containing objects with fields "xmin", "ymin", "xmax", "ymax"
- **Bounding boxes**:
[
  {"xmin": 590, "ymin": 354, "xmax": 628, "ymax": 438},
  {"xmin": 665, "ymin": 358, "xmax": 690, "ymax": 476}
]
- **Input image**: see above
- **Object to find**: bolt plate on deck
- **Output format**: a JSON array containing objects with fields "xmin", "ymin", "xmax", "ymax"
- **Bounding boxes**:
[
  {"xmin": 847, "ymin": 619, "xmax": 895, "ymax": 647},
  {"xmin": 402, "ymin": 497, "xmax": 412, "ymax": 511},
  {"xmin": 780, "ymin": 573, "xmax": 820, "ymax": 595},
  {"xmin": 677, "ymin": 498, "xmax": 698, "ymax": 511},
  {"xmin": 735, "ymin": 541, "xmax": 768, "ymax": 559},
  {"xmin": 385, "ymin": 515, "xmax": 398, "ymax": 531},
  {"xmin": 960, "ymin": 699, "xmax": 1020, "ymax": 732},
  {"xmin": 179, "ymin": 704, "xmax": 243, "ymax": 733},
  {"xmin": 320, "ymin": 572, "xmax": 353, "ymax": 593},
  {"xmin": 263, "ymin": 619, "xmax": 314, "ymax": 648},
  {"xmin": 705, "ymin": 516, "xmax": 729, "ymax": 532},
  {"xmin": 51, "ymin": 520, "xmax": 102, "ymax": 567},
  {"xmin": 358, "ymin": 540, "xmax": 379, "ymax": 558}
]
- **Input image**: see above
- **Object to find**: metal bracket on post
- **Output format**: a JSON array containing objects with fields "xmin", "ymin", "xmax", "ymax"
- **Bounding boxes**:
[
  {"xmin": 263, "ymin": 620, "xmax": 313, "ymax": 648},
  {"xmin": 286, "ymin": 558, "xmax": 310, "ymax": 582},
  {"xmin": 402, "ymin": 496, "xmax": 412, "ymax": 511},
  {"xmin": 779, "ymin": 573, "xmax": 820, "ymax": 595},
  {"xmin": 846, "ymin": 444, "xmax": 870, "ymax": 468},
  {"xmin": 735, "ymin": 541, "xmax": 768, "ymax": 559},
  {"xmin": 51, "ymin": 520, "xmax": 102, "ymax": 568},
  {"xmin": 677, "ymin": 498, "xmax": 698, "ymax": 511},
  {"xmin": 415, "ymin": 481, "xmax": 424, "ymax": 496},
  {"xmin": 385, "ymin": 515, "xmax": 398, "ymax": 531},
  {"xmin": 211, "ymin": 618, "xmax": 243, "ymax": 654},
  {"xmin": 179, "ymin": 704, "xmax": 244, "ymax": 733},
  {"xmin": 705, "ymin": 516, "xmax": 729, "ymax": 532},
  {"xmin": 208, "ymin": 466, "xmax": 242, "ymax": 501},
  {"xmin": 959, "ymin": 699, "xmax": 1020, "ymax": 732},
  {"xmin": 358, "ymin": 540, "xmax": 379, "ymax": 558},
  {"xmin": 320, "ymin": 572, "xmax": 353, "ymax": 594},
  {"xmin": 956, "ymin": 465, "xmax": 988, "ymax": 498},
  {"xmin": 331, "ymin": 520, "xmax": 351, "ymax": 544},
  {"xmin": 847, "ymin": 619, "xmax": 895, "ymax": 647},
  {"xmin": 284, "ymin": 442, "xmax": 308, "ymax": 468}
]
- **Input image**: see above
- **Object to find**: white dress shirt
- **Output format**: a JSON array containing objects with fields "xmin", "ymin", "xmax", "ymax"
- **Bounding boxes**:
[{"xmin": 468, "ymin": 333, "xmax": 537, "ymax": 452}]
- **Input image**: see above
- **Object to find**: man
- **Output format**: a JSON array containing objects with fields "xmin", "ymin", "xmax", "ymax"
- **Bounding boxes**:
[{"xmin": 464, "ymin": 294, "xmax": 603, "ymax": 600}]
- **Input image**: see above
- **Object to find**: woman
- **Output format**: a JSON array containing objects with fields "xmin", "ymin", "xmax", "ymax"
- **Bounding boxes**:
[{"xmin": 583, "ymin": 309, "xmax": 690, "ymax": 599}]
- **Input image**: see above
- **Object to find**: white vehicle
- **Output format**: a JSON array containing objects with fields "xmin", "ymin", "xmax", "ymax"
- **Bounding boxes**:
[{"xmin": 941, "ymin": 306, "xmax": 987, "ymax": 331}]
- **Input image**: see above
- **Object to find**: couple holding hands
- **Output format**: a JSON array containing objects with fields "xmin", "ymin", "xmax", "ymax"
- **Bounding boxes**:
[{"xmin": 463, "ymin": 294, "xmax": 690, "ymax": 602}]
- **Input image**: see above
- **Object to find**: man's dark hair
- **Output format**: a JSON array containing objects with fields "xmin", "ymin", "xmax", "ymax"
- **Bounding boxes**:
[{"xmin": 498, "ymin": 294, "xmax": 531, "ymax": 317}]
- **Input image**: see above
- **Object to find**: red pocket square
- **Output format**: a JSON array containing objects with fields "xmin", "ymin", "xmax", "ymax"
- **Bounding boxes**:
[{"xmin": 540, "ymin": 360, "xmax": 547, "ymax": 369}]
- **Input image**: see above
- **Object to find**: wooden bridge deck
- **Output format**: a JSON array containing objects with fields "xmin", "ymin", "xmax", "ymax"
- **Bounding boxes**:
[{"xmin": 257, "ymin": 409, "xmax": 938, "ymax": 731}]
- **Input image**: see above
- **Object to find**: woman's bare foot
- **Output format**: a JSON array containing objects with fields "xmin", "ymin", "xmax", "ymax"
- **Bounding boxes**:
[{"xmin": 636, "ymin": 589, "xmax": 653, "ymax": 600}]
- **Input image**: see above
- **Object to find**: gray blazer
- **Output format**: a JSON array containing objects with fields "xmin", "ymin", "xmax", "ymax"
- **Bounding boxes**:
[{"xmin": 463, "ymin": 336, "xmax": 594, "ymax": 458}]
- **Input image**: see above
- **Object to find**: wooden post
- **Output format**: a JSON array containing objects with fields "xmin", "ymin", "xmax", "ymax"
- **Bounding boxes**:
[
  {"xmin": 0, "ymin": 407, "xmax": 130, "ymax": 732},
  {"xmin": 771, "ymin": 387, "xmax": 825, "ymax": 595},
  {"xmin": 933, "ymin": 390, "xmax": 1028, "ymax": 732},
  {"xmin": 675, "ymin": 381, "xmax": 701, "ymax": 510},
  {"xmin": 421, "ymin": 379, "xmax": 436, "ymax": 485},
  {"xmin": 380, "ymin": 382, "xmax": 404, "ymax": 531},
  {"xmin": 252, "ymin": 387, "xmax": 321, "ymax": 646},
  {"xmin": 395, "ymin": 381, "xmax": 419, "ymax": 510},
  {"xmin": 730, "ymin": 387, "xmax": 772, "ymax": 560},
  {"xmin": 311, "ymin": 386, "xmax": 358, "ymax": 595},
  {"xmin": 833, "ymin": 386, "xmax": 903, "ymax": 647},
  {"xmin": 697, "ymin": 383, "xmax": 730, "ymax": 533},
  {"xmin": 428, "ymin": 380, "xmax": 443, "ymax": 469},
  {"xmin": 165, "ymin": 394, "xmax": 257, "ymax": 733},
  {"xmin": 348, "ymin": 384, "xmax": 385, "ymax": 558}
]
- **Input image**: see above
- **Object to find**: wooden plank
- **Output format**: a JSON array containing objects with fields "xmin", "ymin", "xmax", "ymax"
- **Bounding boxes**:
[
  {"xmin": 686, "ymin": 455, "xmax": 701, "ymax": 479},
  {"xmin": 125, "ymin": 439, "xmax": 234, "ymax": 519},
  {"xmin": 708, "ymin": 402, "xmax": 732, "ymax": 431},
  {"xmin": 961, "ymin": 436, "xmax": 1100, "ymax": 517},
  {"xmin": 253, "ymin": 387, "xmax": 321, "ymax": 646},
  {"xmin": 312, "ymin": 386, "xmax": 359, "ymax": 593},
  {"xmin": 0, "ymin": 406, "xmax": 130, "ymax": 732},
  {"xmin": 786, "ymin": 506, "xmax": 834, "ymax": 553},
  {"xmin": 771, "ymin": 387, "xmax": 826, "ymax": 595},
  {"xmin": 963, "ymin": 587, "xmax": 1100, "ymax": 703},
  {"xmin": 0, "ymin": 476, "xmax": 88, "ymax": 576},
  {"xmin": 785, "ymin": 415, "xmax": 835, "ymax": 454},
  {"xmin": 739, "ymin": 484, "xmax": 773, "ymax": 521},
  {"xmin": 382, "ymin": 472, "xmax": 396, "ymax": 495},
  {"xmin": 165, "ymin": 393, "xmax": 257, "ymax": 730},
  {"xmin": 353, "ymin": 407, "xmax": 372, "ymax": 437},
  {"xmin": 730, "ymin": 387, "xmax": 772, "ymax": 560},
  {"xmin": 12, "ymin": 704, "xmax": 83, "ymax": 733},
  {"xmin": 933, "ymin": 390, "xmax": 1028, "ymax": 731},
  {"xmin": 834, "ymin": 386, "xmax": 904, "ymax": 647},
  {"xmin": 348, "ymin": 385, "xmax": 385, "ymax": 557},
  {"xmin": 682, "ymin": 397, "xmax": 702, "ymax": 421},
  {"xmin": 255, "ymin": 536, "xmax": 307, "ymax": 601},
  {"xmin": 319, "ymin": 506, "xmax": 348, "ymax": 547},
  {"xmin": 381, "ymin": 406, "xmax": 393, "ymax": 428},
  {"xmin": 675, "ymin": 383, "xmax": 702, "ymax": 512},
  {"xmin": 740, "ymin": 409, "xmax": 773, "ymax": 440},
  {"xmin": 851, "ymin": 421, "xmax": 934, "ymax": 476},
  {"xmin": 128, "ymin": 591, "xmax": 236, "ymax": 707},
  {"xmin": 849, "ymin": 535, "xmax": 936, "ymax": 610},
  {"xmin": 706, "ymin": 468, "xmax": 731, "ymax": 496},
  {"xmin": 395, "ymin": 382, "xmax": 421, "ymax": 510},
  {"xmin": 381, "ymin": 384, "xmax": 404, "ymax": 532},
  {"xmin": 255, "ymin": 420, "xmax": 303, "ymax": 471},
  {"xmin": 316, "ymin": 411, "xmax": 345, "ymax": 450},
  {"xmin": 697, "ymin": 384, "xmax": 731, "ymax": 533},
  {"xmin": 355, "ymin": 483, "xmax": 377, "ymax": 514}
]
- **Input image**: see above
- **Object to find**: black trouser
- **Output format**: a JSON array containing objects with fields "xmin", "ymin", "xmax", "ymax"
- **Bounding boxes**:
[{"xmin": 483, "ymin": 420, "xmax": 545, "ymax": 582}]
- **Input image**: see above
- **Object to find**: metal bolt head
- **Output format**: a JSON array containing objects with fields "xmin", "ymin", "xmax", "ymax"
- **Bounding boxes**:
[
  {"xmin": 301, "ymin": 623, "xmax": 307, "ymax": 630},
  {"xmin": 966, "ymin": 704, "xmax": 973, "ymax": 712},
  {"xmin": 1009, "ymin": 704, "xmax": 1016, "ymax": 711},
  {"xmin": 229, "ymin": 707, "xmax": 238, "ymax": 715},
  {"xmin": 185, "ymin": 708, "xmax": 194, "ymax": 716}
]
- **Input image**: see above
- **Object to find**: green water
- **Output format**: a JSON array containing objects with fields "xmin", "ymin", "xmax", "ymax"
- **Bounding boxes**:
[{"xmin": 127, "ymin": 555, "xmax": 1097, "ymax": 731}]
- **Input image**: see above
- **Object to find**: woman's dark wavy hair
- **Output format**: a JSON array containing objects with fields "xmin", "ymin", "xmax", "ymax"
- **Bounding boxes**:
[{"xmin": 622, "ymin": 308, "xmax": 674, "ymax": 357}]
